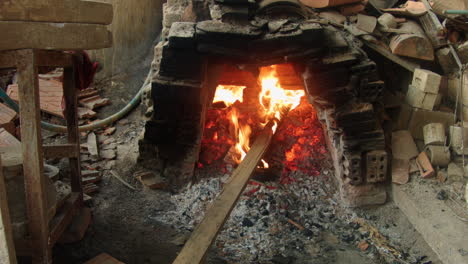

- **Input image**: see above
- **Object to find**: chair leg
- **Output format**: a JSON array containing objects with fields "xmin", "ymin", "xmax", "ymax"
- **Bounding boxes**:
[
  {"xmin": 16, "ymin": 49, "xmax": 51, "ymax": 264},
  {"xmin": 63, "ymin": 65, "xmax": 83, "ymax": 198}
]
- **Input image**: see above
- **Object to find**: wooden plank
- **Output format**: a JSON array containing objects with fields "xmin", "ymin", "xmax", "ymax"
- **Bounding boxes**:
[
  {"xmin": 0, "ymin": 21, "xmax": 112, "ymax": 51},
  {"xmin": 173, "ymin": 123, "xmax": 274, "ymax": 264},
  {"xmin": 84, "ymin": 253, "xmax": 125, "ymax": 264},
  {"xmin": 48, "ymin": 193, "xmax": 80, "ymax": 247},
  {"xmin": 0, "ymin": 157, "xmax": 18, "ymax": 264},
  {"xmin": 16, "ymin": 49, "xmax": 50, "ymax": 264},
  {"xmin": 43, "ymin": 144, "xmax": 79, "ymax": 159},
  {"xmin": 389, "ymin": 21, "xmax": 434, "ymax": 61},
  {"xmin": 0, "ymin": 0, "xmax": 113, "ymax": 25},
  {"xmin": 363, "ymin": 41, "xmax": 420, "ymax": 72},
  {"xmin": 63, "ymin": 66, "xmax": 83, "ymax": 196}
]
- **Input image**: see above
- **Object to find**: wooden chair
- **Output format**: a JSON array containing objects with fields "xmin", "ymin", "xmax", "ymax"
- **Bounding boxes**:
[{"xmin": 0, "ymin": 1, "xmax": 113, "ymax": 263}]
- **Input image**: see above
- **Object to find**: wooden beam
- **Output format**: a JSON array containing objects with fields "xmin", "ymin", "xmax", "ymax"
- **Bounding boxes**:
[
  {"xmin": 0, "ymin": 50, "xmax": 73, "ymax": 69},
  {"xmin": 0, "ymin": 21, "xmax": 112, "ymax": 51},
  {"xmin": 43, "ymin": 144, "xmax": 79, "ymax": 159},
  {"xmin": 173, "ymin": 123, "xmax": 275, "ymax": 264},
  {"xmin": 16, "ymin": 49, "xmax": 50, "ymax": 264},
  {"xmin": 0, "ymin": 0, "xmax": 113, "ymax": 25},
  {"xmin": 63, "ymin": 65, "xmax": 83, "ymax": 195},
  {"xmin": 363, "ymin": 41, "xmax": 420, "ymax": 72},
  {"xmin": 0, "ymin": 157, "xmax": 18, "ymax": 264}
]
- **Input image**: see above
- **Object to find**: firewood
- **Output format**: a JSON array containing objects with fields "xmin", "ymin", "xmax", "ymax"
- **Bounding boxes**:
[{"xmin": 389, "ymin": 21, "xmax": 434, "ymax": 61}]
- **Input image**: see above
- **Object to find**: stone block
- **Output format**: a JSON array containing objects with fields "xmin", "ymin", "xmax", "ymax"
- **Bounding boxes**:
[
  {"xmin": 412, "ymin": 69, "xmax": 441, "ymax": 94},
  {"xmin": 168, "ymin": 22, "xmax": 196, "ymax": 48},
  {"xmin": 163, "ymin": 4, "xmax": 185, "ymax": 28},
  {"xmin": 436, "ymin": 47, "xmax": 458, "ymax": 74},
  {"xmin": 449, "ymin": 125, "xmax": 468, "ymax": 155},
  {"xmin": 406, "ymin": 84, "xmax": 437, "ymax": 110},
  {"xmin": 408, "ymin": 108, "xmax": 455, "ymax": 140}
]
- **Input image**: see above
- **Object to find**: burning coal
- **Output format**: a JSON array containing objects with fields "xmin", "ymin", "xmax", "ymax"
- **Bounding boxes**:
[{"xmin": 199, "ymin": 64, "xmax": 327, "ymax": 180}]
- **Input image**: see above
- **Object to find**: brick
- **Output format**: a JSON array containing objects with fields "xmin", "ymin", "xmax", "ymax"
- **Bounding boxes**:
[
  {"xmin": 168, "ymin": 22, "xmax": 196, "ymax": 48},
  {"xmin": 406, "ymin": 85, "xmax": 437, "ymax": 110},
  {"xmin": 412, "ymin": 69, "xmax": 441, "ymax": 94}
]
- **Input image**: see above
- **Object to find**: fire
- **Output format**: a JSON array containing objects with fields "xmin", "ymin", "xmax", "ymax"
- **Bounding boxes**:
[
  {"xmin": 259, "ymin": 65, "xmax": 305, "ymax": 124},
  {"xmin": 213, "ymin": 85, "xmax": 246, "ymax": 107},
  {"xmin": 200, "ymin": 64, "xmax": 307, "ymax": 166}
]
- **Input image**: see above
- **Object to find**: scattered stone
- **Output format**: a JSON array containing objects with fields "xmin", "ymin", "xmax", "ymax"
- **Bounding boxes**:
[
  {"xmin": 100, "ymin": 149, "xmax": 116, "ymax": 160},
  {"xmin": 358, "ymin": 240, "xmax": 369, "ymax": 251},
  {"xmin": 447, "ymin": 162, "xmax": 464, "ymax": 182},
  {"xmin": 104, "ymin": 127, "xmax": 116, "ymax": 135},
  {"xmin": 87, "ymin": 132, "xmax": 99, "ymax": 159},
  {"xmin": 134, "ymin": 170, "xmax": 167, "ymax": 189},
  {"xmin": 436, "ymin": 190, "xmax": 448, "ymax": 201}
]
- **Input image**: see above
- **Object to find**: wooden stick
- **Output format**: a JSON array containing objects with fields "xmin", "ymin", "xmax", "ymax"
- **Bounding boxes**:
[
  {"xmin": 0, "ymin": 157, "xmax": 18, "ymax": 264},
  {"xmin": 110, "ymin": 170, "xmax": 136, "ymax": 191},
  {"xmin": 173, "ymin": 122, "xmax": 275, "ymax": 264}
]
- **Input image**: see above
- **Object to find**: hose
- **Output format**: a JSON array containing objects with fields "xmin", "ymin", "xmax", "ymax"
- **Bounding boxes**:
[{"xmin": 0, "ymin": 70, "xmax": 151, "ymax": 133}]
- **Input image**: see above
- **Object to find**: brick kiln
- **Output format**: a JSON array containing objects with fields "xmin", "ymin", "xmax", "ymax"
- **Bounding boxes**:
[{"xmin": 139, "ymin": 0, "xmax": 388, "ymax": 207}]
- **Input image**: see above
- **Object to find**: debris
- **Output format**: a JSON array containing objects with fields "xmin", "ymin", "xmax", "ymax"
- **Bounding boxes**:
[
  {"xmin": 134, "ymin": 171, "xmax": 167, "ymax": 189},
  {"xmin": 299, "ymin": 0, "xmax": 361, "ymax": 8},
  {"xmin": 377, "ymin": 13, "xmax": 397, "ymax": 29},
  {"xmin": 358, "ymin": 240, "xmax": 369, "ymax": 251},
  {"xmin": 426, "ymin": 145, "xmax": 451, "ymax": 167},
  {"xmin": 79, "ymin": 95, "xmax": 110, "ymax": 110},
  {"xmin": 103, "ymin": 127, "xmax": 116, "ymax": 135},
  {"xmin": 423, "ymin": 123, "xmax": 445, "ymax": 146},
  {"xmin": 389, "ymin": 21, "xmax": 434, "ymax": 61},
  {"xmin": 100, "ymin": 149, "xmax": 116, "ymax": 160},
  {"xmin": 412, "ymin": 69, "xmax": 441, "ymax": 94},
  {"xmin": 83, "ymin": 183, "xmax": 99, "ymax": 194},
  {"xmin": 87, "ymin": 132, "xmax": 99, "ymax": 159},
  {"xmin": 437, "ymin": 170, "xmax": 447, "ymax": 182},
  {"xmin": 416, "ymin": 152, "xmax": 435, "ymax": 178},
  {"xmin": 356, "ymin": 14, "xmax": 377, "ymax": 33},
  {"xmin": 84, "ymin": 253, "xmax": 125, "ymax": 264},
  {"xmin": 449, "ymin": 125, "xmax": 468, "ymax": 155},
  {"xmin": 318, "ymin": 11, "xmax": 346, "ymax": 25},
  {"xmin": 287, "ymin": 218, "xmax": 305, "ymax": 230},
  {"xmin": 7, "ymin": 78, "xmax": 64, "ymax": 117},
  {"xmin": 436, "ymin": 190, "xmax": 448, "ymax": 201},
  {"xmin": 408, "ymin": 109, "xmax": 455, "ymax": 140},
  {"xmin": 392, "ymin": 130, "xmax": 419, "ymax": 160},
  {"xmin": 447, "ymin": 162, "xmax": 464, "ymax": 181},
  {"xmin": 110, "ymin": 170, "xmax": 136, "ymax": 191},
  {"xmin": 77, "ymin": 107, "xmax": 97, "ymax": 119},
  {"xmin": 0, "ymin": 128, "xmax": 20, "ymax": 148},
  {"xmin": 406, "ymin": 84, "xmax": 438, "ymax": 110},
  {"xmin": 392, "ymin": 159, "xmax": 409, "ymax": 185},
  {"xmin": 0, "ymin": 103, "xmax": 17, "ymax": 136},
  {"xmin": 382, "ymin": 1, "xmax": 427, "ymax": 17}
]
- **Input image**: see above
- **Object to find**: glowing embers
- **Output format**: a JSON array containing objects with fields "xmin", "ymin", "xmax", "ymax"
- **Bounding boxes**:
[
  {"xmin": 213, "ymin": 85, "xmax": 246, "ymax": 107},
  {"xmin": 198, "ymin": 64, "xmax": 323, "ymax": 176}
]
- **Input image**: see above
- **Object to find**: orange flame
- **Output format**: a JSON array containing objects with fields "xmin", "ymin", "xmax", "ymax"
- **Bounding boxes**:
[
  {"xmin": 213, "ymin": 85, "xmax": 246, "ymax": 107},
  {"xmin": 259, "ymin": 65, "xmax": 305, "ymax": 126},
  {"xmin": 211, "ymin": 65, "xmax": 305, "ymax": 164}
]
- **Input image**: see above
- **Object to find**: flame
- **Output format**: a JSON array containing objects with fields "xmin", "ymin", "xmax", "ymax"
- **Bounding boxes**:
[
  {"xmin": 205, "ymin": 64, "xmax": 305, "ymax": 165},
  {"xmin": 230, "ymin": 107, "xmax": 251, "ymax": 164},
  {"xmin": 258, "ymin": 65, "xmax": 305, "ymax": 128},
  {"xmin": 213, "ymin": 85, "xmax": 246, "ymax": 107}
]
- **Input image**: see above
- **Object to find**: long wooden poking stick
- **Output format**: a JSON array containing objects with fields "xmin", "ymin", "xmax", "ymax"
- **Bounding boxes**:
[{"xmin": 173, "ymin": 122, "xmax": 275, "ymax": 264}]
